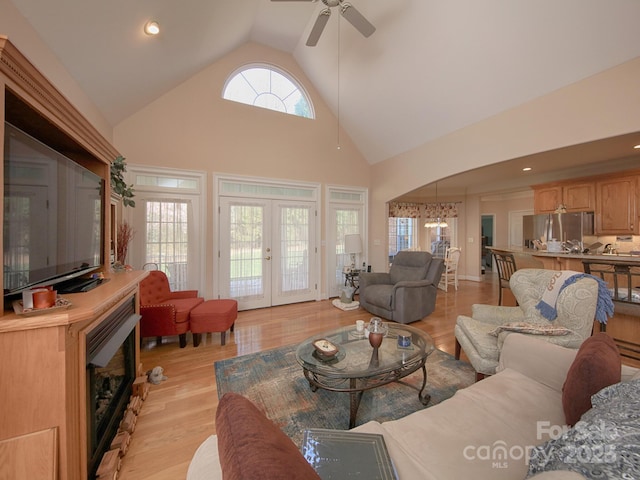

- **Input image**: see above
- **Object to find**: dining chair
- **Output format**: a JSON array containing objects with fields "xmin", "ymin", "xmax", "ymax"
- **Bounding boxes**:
[
  {"xmin": 492, "ymin": 250, "xmax": 517, "ymax": 306},
  {"xmin": 439, "ymin": 247, "xmax": 461, "ymax": 292}
]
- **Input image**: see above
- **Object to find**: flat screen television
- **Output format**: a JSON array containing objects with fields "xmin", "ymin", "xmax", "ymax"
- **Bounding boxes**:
[{"xmin": 3, "ymin": 122, "xmax": 104, "ymax": 299}]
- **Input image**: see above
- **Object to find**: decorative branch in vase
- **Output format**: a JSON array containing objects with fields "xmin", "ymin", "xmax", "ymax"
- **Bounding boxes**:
[{"xmin": 116, "ymin": 221, "xmax": 135, "ymax": 270}]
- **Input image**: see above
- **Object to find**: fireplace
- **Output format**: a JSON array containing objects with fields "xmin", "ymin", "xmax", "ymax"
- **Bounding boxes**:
[{"xmin": 86, "ymin": 297, "xmax": 140, "ymax": 478}]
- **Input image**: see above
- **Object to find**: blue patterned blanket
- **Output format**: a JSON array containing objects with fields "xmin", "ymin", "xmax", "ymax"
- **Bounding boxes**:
[{"xmin": 535, "ymin": 271, "xmax": 614, "ymax": 324}]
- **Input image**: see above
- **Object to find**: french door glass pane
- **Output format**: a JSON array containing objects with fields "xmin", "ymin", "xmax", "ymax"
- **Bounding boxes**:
[
  {"xmin": 335, "ymin": 208, "xmax": 360, "ymax": 286},
  {"xmin": 145, "ymin": 200, "xmax": 189, "ymax": 290},
  {"xmin": 229, "ymin": 205, "xmax": 264, "ymax": 298},
  {"xmin": 280, "ymin": 206, "xmax": 309, "ymax": 293}
]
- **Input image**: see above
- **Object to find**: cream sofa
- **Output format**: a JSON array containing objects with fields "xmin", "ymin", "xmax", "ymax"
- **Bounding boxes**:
[{"xmin": 187, "ymin": 334, "xmax": 639, "ymax": 480}]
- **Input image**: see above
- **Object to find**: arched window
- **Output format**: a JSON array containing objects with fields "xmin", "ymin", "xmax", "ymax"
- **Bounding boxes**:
[{"xmin": 222, "ymin": 64, "xmax": 314, "ymax": 119}]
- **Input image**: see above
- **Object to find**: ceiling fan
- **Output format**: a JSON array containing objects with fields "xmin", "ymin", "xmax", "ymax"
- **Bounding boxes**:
[{"xmin": 272, "ymin": 0, "xmax": 376, "ymax": 46}]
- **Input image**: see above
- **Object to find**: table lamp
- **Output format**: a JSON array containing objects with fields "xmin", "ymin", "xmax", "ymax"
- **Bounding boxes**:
[{"xmin": 344, "ymin": 234, "xmax": 362, "ymax": 269}]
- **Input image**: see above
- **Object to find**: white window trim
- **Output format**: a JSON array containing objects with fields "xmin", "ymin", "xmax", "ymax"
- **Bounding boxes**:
[
  {"xmin": 213, "ymin": 173, "xmax": 322, "ymax": 301},
  {"xmin": 123, "ymin": 164, "xmax": 207, "ymax": 294}
]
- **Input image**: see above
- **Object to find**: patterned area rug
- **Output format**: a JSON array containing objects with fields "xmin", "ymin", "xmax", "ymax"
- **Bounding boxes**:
[{"xmin": 215, "ymin": 342, "xmax": 475, "ymax": 446}]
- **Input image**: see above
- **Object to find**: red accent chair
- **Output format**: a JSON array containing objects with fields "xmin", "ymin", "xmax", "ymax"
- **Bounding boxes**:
[{"xmin": 139, "ymin": 270, "xmax": 204, "ymax": 348}]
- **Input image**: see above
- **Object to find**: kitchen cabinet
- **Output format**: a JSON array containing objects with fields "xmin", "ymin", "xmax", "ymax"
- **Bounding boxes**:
[
  {"xmin": 533, "ymin": 171, "xmax": 640, "ymax": 234},
  {"xmin": 563, "ymin": 182, "xmax": 595, "ymax": 212},
  {"xmin": 533, "ymin": 186, "xmax": 562, "ymax": 213},
  {"xmin": 533, "ymin": 182, "xmax": 595, "ymax": 214},
  {"xmin": 530, "ymin": 254, "xmax": 584, "ymax": 272},
  {"xmin": 596, "ymin": 176, "xmax": 638, "ymax": 235}
]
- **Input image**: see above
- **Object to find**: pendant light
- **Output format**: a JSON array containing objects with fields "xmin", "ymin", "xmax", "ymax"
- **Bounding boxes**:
[{"xmin": 424, "ymin": 183, "xmax": 448, "ymax": 228}]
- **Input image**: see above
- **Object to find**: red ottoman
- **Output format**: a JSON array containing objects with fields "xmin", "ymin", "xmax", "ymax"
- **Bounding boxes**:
[{"xmin": 190, "ymin": 299, "xmax": 238, "ymax": 347}]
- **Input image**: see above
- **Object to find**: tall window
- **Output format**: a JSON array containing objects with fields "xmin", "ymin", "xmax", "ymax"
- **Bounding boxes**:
[
  {"xmin": 124, "ymin": 166, "xmax": 205, "ymax": 294},
  {"xmin": 145, "ymin": 200, "xmax": 189, "ymax": 291},
  {"xmin": 222, "ymin": 64, "xmax": 314, "ymax": 119},
  {"xmin": 388, "ymin": 218, "xmax": 418, "ymax": 261}
]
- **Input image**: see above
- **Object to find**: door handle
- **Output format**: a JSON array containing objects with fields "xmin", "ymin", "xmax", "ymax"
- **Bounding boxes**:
[{"xmin": 265, "ymin": 256, "xmax": 271, "ymax": 260}]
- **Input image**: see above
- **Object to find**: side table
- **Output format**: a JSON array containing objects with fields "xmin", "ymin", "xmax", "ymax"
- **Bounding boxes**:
[{"xmin": 344, "ymin": 269, "xmax": 361, "ymax": 299}]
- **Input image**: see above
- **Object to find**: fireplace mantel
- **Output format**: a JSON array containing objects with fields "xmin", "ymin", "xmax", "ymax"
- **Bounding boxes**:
[
  {"xmin": 0, "ymin": 270, "xmax": 148, "ymax": 480},
  {"xmin": 0, "ymin": 271, "xmax": 148, "ymax": 333}
]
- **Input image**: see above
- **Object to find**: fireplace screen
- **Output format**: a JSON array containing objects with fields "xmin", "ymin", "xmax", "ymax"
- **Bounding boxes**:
[{"xmin": 86, "ymin": 297, "xmax": 139, "ymax": 478}]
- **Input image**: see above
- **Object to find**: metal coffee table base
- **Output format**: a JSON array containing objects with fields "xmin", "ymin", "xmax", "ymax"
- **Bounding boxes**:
[{"xmin": 303, "ymin": 358, "xmax": 431, "ymax": 429}]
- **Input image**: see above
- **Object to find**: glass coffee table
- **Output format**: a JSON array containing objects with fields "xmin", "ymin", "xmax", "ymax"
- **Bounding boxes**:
[{"xmin": 296, "ymin": 323, "xmax": 435, "ymax": 428}]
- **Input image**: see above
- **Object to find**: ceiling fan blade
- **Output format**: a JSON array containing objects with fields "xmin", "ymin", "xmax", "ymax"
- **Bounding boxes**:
[
  {"xmin": 306, "ymin": 8, "xmax": 331, "ymax": 46},
  {"xmin": 340, "ymin": 2, "xmax": 376, "ymax": 38}
]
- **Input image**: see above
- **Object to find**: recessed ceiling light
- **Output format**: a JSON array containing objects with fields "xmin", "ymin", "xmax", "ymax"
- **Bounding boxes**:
[
  {"xmin": 522, "ymin": 167, "xmax": 532, "ymax": 171},
  {"xmin": 144, "ymin": 21, "xmax": 160, "ymax": 36}
]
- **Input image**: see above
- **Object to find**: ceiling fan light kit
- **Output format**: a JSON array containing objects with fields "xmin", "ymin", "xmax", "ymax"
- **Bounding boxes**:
[{"xmin": 273, "ymin": 0, "xmax": 375, "ymax": 46}]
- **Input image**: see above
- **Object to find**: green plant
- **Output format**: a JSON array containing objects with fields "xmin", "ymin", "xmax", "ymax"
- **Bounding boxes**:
[{"xmin": 111, "ymin": 155, "xmax": 135, "ymax": 207}]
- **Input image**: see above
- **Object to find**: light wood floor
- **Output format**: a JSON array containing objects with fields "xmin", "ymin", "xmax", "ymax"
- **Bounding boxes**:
[{"xmin": 118, "ymin": 274, "xmax": 499, "ymax": 479}]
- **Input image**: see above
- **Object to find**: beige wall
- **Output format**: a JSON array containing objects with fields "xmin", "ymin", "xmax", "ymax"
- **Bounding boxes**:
[
  {"xmin": 114, "ymin": 42, "xmax": 367, "ymax": 183},
  {"xmin": 369, "ymin": 57, "xmax": 640, "ymax": 274},
  {"xmin": 481, "ymin": 193, "xmax": 534, "ymax": 247},
  {"xmin": 113, "ymin": 42, "xmax": 369, "ymax": 298},
  {"xmin": 0, "ymin": 0, "xmax": 113, "ymax": 140}
]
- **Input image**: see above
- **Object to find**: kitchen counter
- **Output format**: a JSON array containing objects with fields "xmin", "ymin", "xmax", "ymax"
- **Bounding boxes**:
[{"xmin": 488, "ymin": 246, "xmax": 640, "ymax": 264}]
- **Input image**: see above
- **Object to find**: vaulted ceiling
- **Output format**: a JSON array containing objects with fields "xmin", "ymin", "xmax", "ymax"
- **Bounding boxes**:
[{"xmin": 9, "ymin": 0, "xmax": 640, "ymax": 188}]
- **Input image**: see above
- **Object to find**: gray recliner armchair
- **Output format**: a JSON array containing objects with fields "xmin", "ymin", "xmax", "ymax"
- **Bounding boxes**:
[{"xmin": 358, "ymin": 251, "xmax": 445, "ymax": 324}]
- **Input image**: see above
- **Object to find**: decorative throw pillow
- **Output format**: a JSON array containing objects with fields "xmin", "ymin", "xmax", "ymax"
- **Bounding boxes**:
[
  {"xmin": 490, "ymin": 322, "xmax": 572, "ymax": 336},
  {"xmin": 562, "ymin": 333, "xmax": 621, "ymax": 426},
  {"xmin": 216, "ymin": 392, "xmax": 321, "ymax": 480},
  {"xmin": 528, "ymin": 379, "xmax": 640, "ymax": 479}
]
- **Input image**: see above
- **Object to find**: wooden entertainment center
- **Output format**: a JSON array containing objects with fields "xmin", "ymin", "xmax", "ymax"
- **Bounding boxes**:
[{"xmin": 0, "ymin": 37, "xmax": 147, "ymax": 479}]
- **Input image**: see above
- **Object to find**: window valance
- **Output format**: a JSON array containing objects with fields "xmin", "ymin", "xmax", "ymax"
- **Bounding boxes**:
[
  {"xmin": 389, "ymin": 201, "xmax": 459, "ymax": 218},
  {"xmin": 425, "ymin": 202, "xmax": 458, "ymax": 218},
  {"xmin": 388, "ymin": 202, "xmax": 422, "ymax": 218}
]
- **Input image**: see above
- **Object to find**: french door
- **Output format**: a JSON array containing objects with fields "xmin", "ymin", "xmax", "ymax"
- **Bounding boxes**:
[{"xmin": 219, "ymin": 197, "xmax": 316, "ymax": 310}]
